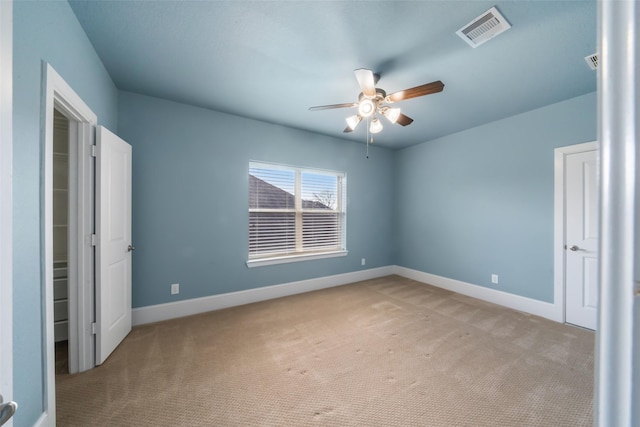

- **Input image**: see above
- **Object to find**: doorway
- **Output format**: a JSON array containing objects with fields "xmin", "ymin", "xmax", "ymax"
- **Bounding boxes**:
[
  {"xmin": 554, "ymin": 141, "xmax": 599, "ymax": 330},
  {"xmin": 43, "ymin": 63, "xmax": 99, "ymax": 423},
  {"xmin": 53, "ymin": 109, "xmax": 71, "ymax": 374},
  {"xmin": 43, "ymin": 64, "xmax": 133, "ymax": 424}
]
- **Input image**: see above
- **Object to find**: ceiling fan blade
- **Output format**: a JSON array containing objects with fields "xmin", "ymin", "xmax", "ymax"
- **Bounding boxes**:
[
  {"xmin": 386, "ymin": 80, "xmax": 445, "ymax": 103},
  {"xmin": 343, "ymin": 126, "xmax": 353, "ymax": 133},
  {"xmin": 309, "ymin": 102, "xmax": 358, "ymax": 111},
  {"xmin": 354, "ymin": 68, "xmax": 377, "ymax": 98},
  {"xmin": 395, "ymin": 113, "xmax": 414, "ymax": 126}
]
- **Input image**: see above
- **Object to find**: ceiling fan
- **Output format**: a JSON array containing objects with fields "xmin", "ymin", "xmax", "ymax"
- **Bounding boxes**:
[{"xmin": 309, "ymin": 68, "xmax": 444, "ymax": 134}]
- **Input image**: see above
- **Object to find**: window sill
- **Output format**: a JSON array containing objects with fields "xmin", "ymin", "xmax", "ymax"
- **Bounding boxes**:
[{"xmin": 246, "ymin": 250, "xmax": 348, "ymax": 268}]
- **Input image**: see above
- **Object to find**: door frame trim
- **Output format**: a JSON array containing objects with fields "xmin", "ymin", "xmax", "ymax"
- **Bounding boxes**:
[
  {"xmin": 42, "ymin": 63, "xmax": 97, "ymax": 421},
  {"xmin": 553, "ymin": 140, "xmax": 598, "ymax": 325},
  {"xmin": 0, "ymin": 0, "xmax": 13, "ymax": 419}
]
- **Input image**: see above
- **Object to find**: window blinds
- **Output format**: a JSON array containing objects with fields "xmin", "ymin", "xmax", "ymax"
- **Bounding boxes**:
[{"xmin": 249, "ymin": 163, "xmax": 346, "ymax": 259}]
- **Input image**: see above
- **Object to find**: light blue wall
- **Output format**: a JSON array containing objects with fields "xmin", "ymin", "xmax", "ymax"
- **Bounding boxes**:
[
  {"xmin": 12, "ymin": 1, "xmax": 118, "ymax": 425},
  {"xmin": 117, "ymin": 91, "xmax": 396, "ymax": 308},
  {"xmin": 394, "ymin": 92, "xmax": 597, "ymax": 302},
  {"xmin": 10, "ymin": 2, "xmax": 599, "ymax": 423},
  {"xmin": 118, "ymin": 91, "xmax": 597, "ymax": 309}
]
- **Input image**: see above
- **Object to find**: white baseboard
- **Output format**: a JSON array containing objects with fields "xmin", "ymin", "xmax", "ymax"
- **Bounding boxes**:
[
  {"xmin": 132, "ymin": 266, "xmax": 394, "ymax": 326},
  {"xmin": 133, "ymin": 265, "xmax": 562, "ymax": 326},
  {"xmin": 392, "ymin": 266, "xmax": 562, "ymax": 322}
]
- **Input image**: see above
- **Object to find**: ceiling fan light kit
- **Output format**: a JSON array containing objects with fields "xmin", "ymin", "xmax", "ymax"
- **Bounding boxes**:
[
  {"xmin": 309, "ymin": 68, "xmax": 444, "ymax": 153},
  {"xmin": 358, "ymin": 98, "xmax": 376, "ymax": 117},
  {"xmin": 345, "ymin": 115, "xmax": 362, "ymax": 131},
  {"xmin": 381, "ymin": 107, "xmax": 401, "ymax": 124},
  {"xmin": 369, "ymin": 117, "xmax": 383, "ymax": 134}
]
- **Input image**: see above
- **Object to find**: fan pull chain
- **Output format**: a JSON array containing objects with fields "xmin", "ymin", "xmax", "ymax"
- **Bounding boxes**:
[
  {"xmin": 366, "ymin": 137, "xmax": 369, "ymax": 158},
  {"xmin": 366, "ymin": 117, "xmax": 370, "ymax": 159}
]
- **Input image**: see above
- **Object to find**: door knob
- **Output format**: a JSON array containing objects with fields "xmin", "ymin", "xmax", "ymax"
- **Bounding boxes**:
[
  {"xmin": 0, "ymin": 394, "xmax": 17, "ymax": 427},
  {"xmin": 127, "ymin": 244, "xmax": 136, "ymax": 252},
  {"xmin": 568, "ymin": 245, "xmax": 579, "ymax": 251}
]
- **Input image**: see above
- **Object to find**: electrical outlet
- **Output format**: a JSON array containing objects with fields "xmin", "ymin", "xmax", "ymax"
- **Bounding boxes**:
[
  {"xmin": 361, "ymin": 258, "xmax": 366, "ymax": 266},
  {"xmin": 491, "ymin": 274, "xmax": 499, "ymax": 284},
  {"xmin": 171, "ymin": 283, "xmax": 180, "ymax": 295}
]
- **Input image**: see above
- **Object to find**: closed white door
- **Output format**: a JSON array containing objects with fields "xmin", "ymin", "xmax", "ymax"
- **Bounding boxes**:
[
  {"xmin": 565, "ymin": 149, "xmax": 599, "ymax": 330},
  {"xmin": 96, "ymin": 126, "xmax": 132, "ymax": 365}
]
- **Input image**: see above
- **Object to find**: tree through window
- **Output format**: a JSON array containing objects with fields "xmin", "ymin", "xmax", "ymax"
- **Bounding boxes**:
[{"xmin": 248, "ymin": 162, "xmax": 346, "ymax": 262}]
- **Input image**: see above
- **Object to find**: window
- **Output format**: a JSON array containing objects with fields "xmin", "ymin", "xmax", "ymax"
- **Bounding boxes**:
[{"xmin": 247, "ymin": 162, "xmax": 347, "ymax": 267}]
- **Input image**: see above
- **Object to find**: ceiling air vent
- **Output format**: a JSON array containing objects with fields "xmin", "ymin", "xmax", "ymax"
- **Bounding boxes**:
[
  {"xmin": 585, "ymin": 53, "xmax": 599, "ymax": 70},
  {"xmin": 456, "ymin": 6, "xmax": 511, "ymax": 48}
]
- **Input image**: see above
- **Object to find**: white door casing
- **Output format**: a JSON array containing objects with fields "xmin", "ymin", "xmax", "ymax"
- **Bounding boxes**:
[
  {"xmin": 0, "ymin": 1, "xmax": 14, "ymax": 425},
  {"xmin": 43, "ymin": 63, "xmax": 99, "ymax": 425},
  {"xmin": 565, "ymin": 149, "xmax": 599, "ymax": 330},
  {"xmin": 96, "ymin": 126, "xmax": 133, "ymax": 365}
]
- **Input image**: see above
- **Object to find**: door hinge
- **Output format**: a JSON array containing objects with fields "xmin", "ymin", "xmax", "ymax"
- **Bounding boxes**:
[
  {"xmin": 91, "ymin": 322, "xmax": 97, "ymax": 335},
  {"xmin": 91, "ymin": 234, "xmax": 98, "ymax": 246},
  {"xmin": 91, "ymin": 145, "xmax": 97, "ymax": 157}
]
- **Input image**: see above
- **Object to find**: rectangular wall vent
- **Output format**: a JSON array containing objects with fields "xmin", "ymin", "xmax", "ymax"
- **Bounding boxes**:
[
  {"xmin": 585, "ymin": 53, "xmax": 598, "ymax": 70},
  {"xmin": 456, "ymin": 6, "xmax": 511, "ymax": 48}
]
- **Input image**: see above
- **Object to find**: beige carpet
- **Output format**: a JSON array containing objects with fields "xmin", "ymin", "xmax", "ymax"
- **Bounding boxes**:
[{"xmin": 56, "ymin": 275, "xmax": 594, "ymax": 426}]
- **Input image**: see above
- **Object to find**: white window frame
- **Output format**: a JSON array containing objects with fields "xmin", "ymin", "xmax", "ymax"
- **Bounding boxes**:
[{"xmin": 246, "ymin": 161, "xmax": 347, "ymax": 268}]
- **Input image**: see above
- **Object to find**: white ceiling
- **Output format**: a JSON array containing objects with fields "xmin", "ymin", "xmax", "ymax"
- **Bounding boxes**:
[{"xmin": 69, "ymin": 1, "xmax": 597, "ymax": 149}]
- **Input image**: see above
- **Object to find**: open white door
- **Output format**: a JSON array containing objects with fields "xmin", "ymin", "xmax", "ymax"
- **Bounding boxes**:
[
  {"xmin": 96, "ymin": 126, "xmax": 132, "ymax": 365},
  {"xmin": 565, "ymin": 148, "xmax": 599, "ymax": 330}
]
